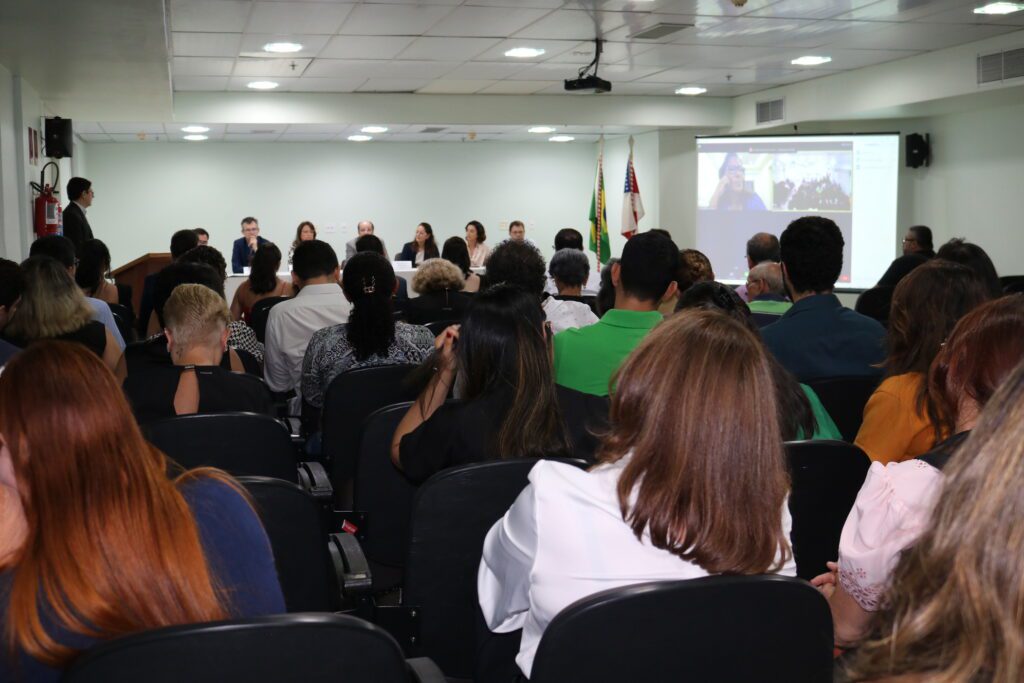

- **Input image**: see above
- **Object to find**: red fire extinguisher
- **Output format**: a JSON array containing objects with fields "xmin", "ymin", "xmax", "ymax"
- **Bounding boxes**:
[{"xmin": 31, "ymin": 162, "xmax": 63, "ymax": 238}]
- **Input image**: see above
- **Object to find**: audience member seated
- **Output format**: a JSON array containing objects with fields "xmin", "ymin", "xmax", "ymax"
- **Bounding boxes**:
[
  {"xmin": 676, "ymin": 281, "xmax": 841, "ymax": 442},
  {"xmin": 301, "ymin": 253, "xmax": 433, "ymax": 412},
  {"xmin": 482, "ymin": 239, "xmax": 546, "ymax": 297},
  {"xmin": 854, "ymin": 253, "xmax": 930, "ymax": 326},
  {"xmin": 396, "ymin": 222, "xmax": 439, "ymax": 266},
  {"xmin": 441, "ymin": 236, "xmax": 481, "ymax": 293},
  {"xmin": 75, "ymin": 238, "xmax": 128, "ymax": 308},
  {"xmin": 391, "ymin": 285, "xmax": 608, "ymax": 482},
  {"xmin": 178, "ymin": 245, "xmax": 264, "ymax": 365},
  {"xmin": 834, "ymin": 354, "xmax": 1024, "ymax": 681},
  {"xmin": 745, "ymin": 261, "xmax": 791, "ymax": 327},
  {"xmin": 812, "ymin": 295, "xmax": 1024, "ymax": 649},
  {"xmin": 936, "ymin": 237, "xmax": 1002, "ymax": 299},
  {"xmin": 595, "ymin": 257, "xmax": 619, "ymax": 316},
  {"xmin": 264, "ymin": 240, "xmax": 349, "ymax": 409},
  {"xmin": 735, "ymin": 232, "xmax": 780, "ymax": 302},
  {"xmin": 123, "ymin": 285, "xmax": 274, "ymax": 424},
  {"xmin": 29, "ymin": 235, "xmax": 125, "ymax": 350},
  {"xmin": 3, "ymin": 257, "xmax": 124, "ymax": 380},
  {"xmin": 0, "ymin": 259, "xmax": 24, "ymax": 366},
  {"xmin": 405, "ymin": 258, "xmax": 472, "ymax": 325},
  {"xmin": 231, "ymin": 216, "xmax": 268, "ymax": 274},
  {"xmin": 661, "ymin": 248, "xmax": 714, "ymax": 316},
  {"xmin": 762, "ymin": 216, "xmax": 886, "ymax": 381},
  {"xmin": 479, "ymin": 310, "xmax": 796, "ymax": 679},
  {"xmin": 465, "ymin": 220, "xmax": 490, "ymax": 268},
  {"xmin": 902, "ymin": 224, "xmax": 936, "ymax": 259},
  {"xmin": 543, "ymin": 228, "xmax": 601, "ymax": 295},
  {"xmin": 0, "ymin": 342, "xmax": 284, "ymax": 682},
  {"xmin": 554, "ymin": 232, "xmax": 679, "ymax": 396},
  {"xmin": 544, "ymin": 249, "xmax": 599, "ymax": 333},
  {"xmin": 138, "ymin": 228, "xmax": 199, "ymax": 337},
  {"xmin": 288, "ymin": 220, "xmax": 316, "ymax": 265},
  {"xmin": 356, "ymin": 234, "xmax": 408, "ymax": 304},
  {"xmin": 229, "ymin": 242, "xmax": 293, "ymax": 323},
  {"xmin": 855, "ymin": 260, "xmax": 990, "ymax": 464}
]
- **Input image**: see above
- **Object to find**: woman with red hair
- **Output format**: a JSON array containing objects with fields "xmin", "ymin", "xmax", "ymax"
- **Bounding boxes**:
[{"xmin": 0, "ymin": 341, "xmax": 284, "ymax": 681}]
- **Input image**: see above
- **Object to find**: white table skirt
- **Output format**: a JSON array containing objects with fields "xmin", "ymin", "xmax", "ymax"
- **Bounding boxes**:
[{"xmin": 224, "ymin": 266, "xmax": 485, "ymax": 303}]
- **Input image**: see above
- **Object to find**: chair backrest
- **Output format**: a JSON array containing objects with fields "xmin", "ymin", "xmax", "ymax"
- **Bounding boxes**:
[
  {"xmin": 61, "ymin": 613, "xmax": 411, "ymax": 683},
  {"xmin": 238, "ymin": 477, "xmax": 337, "ymax": 612},
  {"xmin": 804, "ymin": 375, "xmax": 880, "ymax": 442},
  {"xmin": 786, "ymin": 440, "xmax": 871, "ymax": 580},
  {"xmin": 143, "ymin": 412, "xmax": 297, "ymax": 483},
  {"xmin": 107, "ymin": 302, "xmax": 137, "ymax": 344},
  {"xmin": 403, "ymin": 457, "xmax": 586, "ymax": 678},
  {"xmin": 424, "ymin": 319, "xmax": 459, "ymax": 336},
  {"xmin": 529, "ymin": 576, "xmax": 834, "ymax": 683},
  {"xmin": 321, "ymin": 364, "xmax": 421, "ymax": 494},
  {"xmin": 249, "ymin": 295, "xmax": 290, "ymax": 343}
]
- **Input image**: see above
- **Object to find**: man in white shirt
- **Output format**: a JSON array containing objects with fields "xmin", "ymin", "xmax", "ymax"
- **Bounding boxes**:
[
  {"xmin": 345, "ymin": 220, "xmax": 381, "ymax": 262},
  {"xmin": 265, "ymin": 240, "xmax": 350, "ymax": 411},
  {"xmin": 543, "ymin": 228, "xmax": 600, "ymax": 295}
]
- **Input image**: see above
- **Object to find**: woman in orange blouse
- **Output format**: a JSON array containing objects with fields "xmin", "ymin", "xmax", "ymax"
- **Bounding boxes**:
[{"xmin": 855, "ymin": 260, "xmax": 990, "ymax": 463}]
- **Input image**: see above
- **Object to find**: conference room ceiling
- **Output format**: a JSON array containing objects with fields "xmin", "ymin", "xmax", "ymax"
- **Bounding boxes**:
[{"xmin": 167, "ymin": 0, "xmax": 1024, "ymax": 97}]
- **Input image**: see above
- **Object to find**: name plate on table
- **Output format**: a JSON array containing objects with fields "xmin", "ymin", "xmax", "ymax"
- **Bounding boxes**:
[{"xmin": 392, "ymin": 260, "xmax": 414, "ymax": 270}]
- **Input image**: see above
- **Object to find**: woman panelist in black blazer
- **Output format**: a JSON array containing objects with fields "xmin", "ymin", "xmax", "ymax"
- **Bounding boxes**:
[{"xmin": 396, "ymin": 222, "xmax": 439, "ymax": 267}]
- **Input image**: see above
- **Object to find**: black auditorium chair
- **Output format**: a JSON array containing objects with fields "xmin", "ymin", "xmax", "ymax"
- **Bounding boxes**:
[
  {"xmin": 424, "ymin": 319, "xmax": 459, "ymax": 336},
  {"xmin": 320, "ymin": 364, "xmax": 421, "ymax": 502},
  {"xmin": 107, "ymin": 302, "xmax": 138, "ymax": 344},
  {"xmin": 248, "ymin": 295, "xmax": 290, "ymax": 343},
  {"xmin": 143, "ymin": 412, "xmax": 331, "ymax": 503},
  {"xmin": 61, "ymin": 614, "xmax": 446, "ymax": 683},
  {"xmin": 338, "ymin": 458, "xmax": 587, "ymax": 680},
  {"xmin": 528, "ymin": 576, "xmax": 834, "ymax": 683},
  {"xmin": 804, "ymin": 375, "xmax": 880, "ymax": 442},
  {"xmin": 786, "ymin": 440, "xmax": 871, "ymax": 580},
  {"xmin": 1001, "ymin": 275, "xmax": 1024, "ymax": 294}
]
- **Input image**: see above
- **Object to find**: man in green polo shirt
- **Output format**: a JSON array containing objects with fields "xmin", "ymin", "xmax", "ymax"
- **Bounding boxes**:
[
  {"xmin": 745, "ymin": 261, "xmax": 792, "ymax": 328},
  {"xmin": 553, "ymin": 232, "xmax": 680, "ymax": 396}
]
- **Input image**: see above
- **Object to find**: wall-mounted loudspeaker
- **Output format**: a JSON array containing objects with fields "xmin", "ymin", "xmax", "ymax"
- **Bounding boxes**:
[
  {"xmin": 906, "ymin": 133, "xmax": 930, "ymax": 168},
  {"xmin": 44, "ymin": 117, "xmax": 73, "ymax": 159}
]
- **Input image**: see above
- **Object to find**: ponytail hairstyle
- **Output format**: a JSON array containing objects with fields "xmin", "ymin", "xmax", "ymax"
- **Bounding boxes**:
[
  {"xmin": 341, "ymin": 252, "xmax": 397, "ymax": 360},
  {"xmin": 248, "ymin": 242, "xmax": 283, "ymax": 295}
]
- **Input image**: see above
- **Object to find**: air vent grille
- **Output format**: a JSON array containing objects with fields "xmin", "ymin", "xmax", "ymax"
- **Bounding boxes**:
[
  {"xmin": 977, "ymin": 47, "xmax": 1024, "ymax": 84},
  {"xmin": 629, "ymin": 23, "xmax": 693, "ymax": 40},
  {"xmin": 756, "ymin": 98, "xmax": 784, "ymax": 124}
]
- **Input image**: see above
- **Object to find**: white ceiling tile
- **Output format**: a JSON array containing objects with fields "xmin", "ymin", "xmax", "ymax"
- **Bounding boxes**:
[
  {"xmin": 424, "ymin": 6, "xmax": 552, "ymax": 37},
  {"xmin": 745, "ymin": 0, "xmax": 882, "ymax": 20},
  {"xmin": 477, "ymin": 80, "xmax": 555, "ymax": 94},
  {"xmin": 100, "ymin": 122, "xmax": 168, "ymax": 134},
  {"xmin": 385, "ymin": 133, "xmax": 447, "ymax": 142},
  {"xmin": 338, "ymin": 5, "xmax": 457, "ymax": 36},
  {"xmin": 416, "ymin": 79, "xmax": 493, "ymax": 93},
  {"xmin": 108, "ymin": 133, "xmax": 167, "ymax": 142},
  {"xmin": 166, "ymin": 123, "xmax": 228, "ymax": 136},
  {"xmin": 354, "ymin": 0, "xmax": 459, "ymax": 4},
  {"xmin": 630, "ymin": 44, "xmax": 775, "ymax": 68},
  {"xmin": 305, "ymin": 59, "xmax": 458, "ymax": 79},
  {"xmin": 357, "ymin": 78, "xmax": 434, "ymax": 92},
  {"xmin": 821, "ymin": 20, "xmax": 1019, "ymax": 51},
  {"xmin": 511, "ymin": 10, "xmax": 631, "ymax": 40},
  {"xmin": 173, "ymin": 57, "xmax": 236, "ymax": 77},
  {"xmin": 169, "ymin": 0, "xmax": 252, "ymax": 32},
  {"xmin": 247, "ymin": 2, "xmax": 355, "ymax": 35},
  {"xmin": 738, "ymin": 47, "xmax": 921, "ymax": 71},
  {"xmin": 636, "ymin": 65, "xmax": 795, "ymax": 84},
  {"xmin": 233, "ymin": 58, "xmax": 313, "ymax": 77},
  {"xmin": 78, "ymin": 133, "xmax": 114, "ymax": 142},
  {"xmin": 397, "ymin": 37, "xmax": 502, "ymax": 61},
  {"xmin": 319, "ymin": 36, "xmax": 418, "ymax": 59},
  {"xmin": 922, "ymin": 4, "xmax": 1024, "ymax": 26},
  {"xmin": 678, "ymin": 16, "xmax": 844, "ymax": 48},
  {"xmin": 238, "ymin": 34, "xmax": 330, "ymax": 58},
  {"xmin": 599, "ymin": 13, "xmax": 724, "ymax": 42},
  {"xmin": 303, "ymin": 59, "xmax": 387, "ymax": 78},
  {"xmin": 505, "ymin": 61, "xmax": 666, "ymax": 81},
  {"xmin": 227, "ymin": 76, "xmax": 300, "ymax": 90},
  {"xmin": 582, "ymin": 81, "xmax": 679, "ymax": 95},
  {"xmin": 226, "ymin": 123, "xmax": 289, "ymax": 134},
  {"xmin": 442, "ymin": 61, "xmax": 528, "ymax": 79},
  {"xmin": 464, "ymin": 0, "xmax": 564, "ymax": 7},
  {"xmin": 172, "ymin": 32, "xmax": 243, "ymax": 58},
  {"xmin": 473, "ymin": 39, "xmax": 582, "ymax": 61},
  {"xmin": 284, "ymin": 123, "xmax": 351, "ymax": 133},
  {"xmin": 546, "ymin": 40, "xmax": 653, "ymax": 64},
  {"xmin": 291, "ymin": 77, "xmax": 367, "ymax": 91},
  {"xmin": 829, "ymin": 0, "xmax": 965, "ymax": 22},
  {"xmin": 73, "ymin": 121, "xmax": 105, "ymax": 134},
  {"xmin": 278, "ymin": 132, "xmax": 341, "ymax": 142},
  {"xmin": 225, "ymin": 133, "xmax": 283, "ymax": 142},
  {"xmin": 173, "ymin": 76, "xmax": 231, "ymax": 91},
  {"xmin": 568, "ymin": 0, "xmax": 776, "ymax": 13}
]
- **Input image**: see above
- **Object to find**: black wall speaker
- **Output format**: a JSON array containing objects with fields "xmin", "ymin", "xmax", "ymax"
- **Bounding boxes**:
[
  {"xmin": 906, "ymin": 132, "xmax": 930, "ymax": 168},
  {"xmin": 44, "ymin": 117, "xmax": 73, "ymax": 159}
]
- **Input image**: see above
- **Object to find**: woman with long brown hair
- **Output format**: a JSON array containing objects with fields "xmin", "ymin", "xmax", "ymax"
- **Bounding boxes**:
[
  {"xmin": 478, "ymin": 310, "xmax": 795, "ymax": 679},
  {"xmin": 0, "ymin": 342, "xmax": 283, "ymax": 681}
]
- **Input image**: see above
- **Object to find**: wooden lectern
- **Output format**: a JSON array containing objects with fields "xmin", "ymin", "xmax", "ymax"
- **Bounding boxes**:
[{"xmin": 112, "ymin": 253, "xmax": 172, "ymax": 316}]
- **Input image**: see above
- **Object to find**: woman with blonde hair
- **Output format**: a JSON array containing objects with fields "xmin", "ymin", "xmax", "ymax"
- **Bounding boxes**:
[
  {"xmin": 3, "ymin": 256, "xmax": 124, "ymax": 380},
  {"xmin": 0, "ymin": 342, "xmax": 284, "ymax": 681},
  {"xmin": 404, "ymin": 257, "xmax": 471, "ymax": 325},
  {"xmin": 478, "ymin": 310, "xmax": 795, "ymax": 679}
]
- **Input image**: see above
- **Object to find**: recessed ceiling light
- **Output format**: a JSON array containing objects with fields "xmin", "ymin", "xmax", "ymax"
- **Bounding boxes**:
[
  {"xmin": 183, "ymin": 134, "xmax": 208, "ymax": 141},
  {"xmin": 505, "ymin": 47, "xmax": 546, "ymax": 59},
  {"xmin": 361, "ymin": 126, "xmax": 388, "ymax": 134},
  {"xmin": 263, "ymin": 41, "xmax": 303, "ymax": 53},
  {"xmin": 974, "ymin": 1, "xmax": 1024, "ymax": 13},
  {"xmin": 549, "ymin": 135, "xmax": 575, "ymax": 142},
  {"xmin": 529, "ymin": 126, "xmax": 556, "ymax": 133},
  {"xmin": 181, "ymin": 125, "xmax": 209, "ymax": 133},
  {"xmin": 791, "ymin": 55, "xmax": 832, "ymax": 66},
  {"xmin": 675, "ymin": 86, "xmax": 707, "ymax": 96},
  {"xmin": 348, "ymin": 134, "xmax": 372, "ymax": 142},
  {"xmin": 247, "ymin": 80, "xmax": 279, "ymax": 90}
]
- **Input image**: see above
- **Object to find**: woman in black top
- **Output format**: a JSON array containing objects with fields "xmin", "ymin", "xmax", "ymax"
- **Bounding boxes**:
[
  {"xmin": 396, "ymin": 222, "xmax": 439, "ymax": 266},
  {"xmin": 123, "ymin": 284, "xmax": 273, "ymax": 423},
  {"xmin": 404, "ymin": 258, "xmax": 472, "ymax": 325},
  {"xmin": 391, "ymin": 284, "xmax": 608, "ymax": 482}
]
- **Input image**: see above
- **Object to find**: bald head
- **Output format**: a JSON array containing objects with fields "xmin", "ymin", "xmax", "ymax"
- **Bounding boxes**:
[
  {"xmin": 747, "ymin": 261, "xmax": 785, "ymax": 299},
  {"xmin": 746, "ymin": 232, "xmax": 780, "ymax": 268},
  {"xmin": 357, "ymin": 220, "xmax": 374, "ymax": 236}
]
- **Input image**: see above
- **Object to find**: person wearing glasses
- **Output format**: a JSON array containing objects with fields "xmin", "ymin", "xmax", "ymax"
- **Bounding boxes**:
[
  {"xmin": 63, "ymin": 177, "xmax": 95, "ymax": 255},
  {"xmin": 709, "ymin": 153, "xmax": 766, "ymax": 211},
  {"xmin": 901, "ymin": 225, "xmax": 935, "ymax": 258}
]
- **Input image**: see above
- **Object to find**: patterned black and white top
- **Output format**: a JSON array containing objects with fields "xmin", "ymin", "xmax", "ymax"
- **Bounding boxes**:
[
  {"xmin": 228, "ymin": 321, "xmax": 265, "ymax": 365},
  {"xmin": 300, "ymin": 322, "xmax": 434, "ymax": 409}
]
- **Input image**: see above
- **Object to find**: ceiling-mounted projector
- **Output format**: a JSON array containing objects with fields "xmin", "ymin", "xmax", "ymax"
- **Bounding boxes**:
[{"xmin": 565, "ymin": 38, "xmax": 611, "ymax": 94}]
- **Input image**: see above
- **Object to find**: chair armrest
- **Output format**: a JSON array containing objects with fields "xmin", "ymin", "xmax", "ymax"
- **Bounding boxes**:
[
  {"xmin": 296, "ymin": 461, "xmax": 333, "ymax": 503},
  {"xmin": 406, "ymin": 657, "xmax": 447, "ymax": 683},
  {"xmin": 329, "ymin": 531, "xmax": 372, "ymax": 597}
]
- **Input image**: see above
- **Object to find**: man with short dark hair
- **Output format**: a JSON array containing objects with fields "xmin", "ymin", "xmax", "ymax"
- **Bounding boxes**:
[
  {"xmin": 264, "ymin": 240, "xmax": 349, "ymax": 407},
  {"xmin": 554, "ymin": 232, "xmax": 679, "ymax": 396},
  {"xmin": 231, "ymin": 216, "xmax": 268, "ymax": 273},
  {"xmin": 193, "ymin": 228, "xmax": 210, "ymax": 246},
  {"xmin": 545, "ymin": 228, "xmax": 599, "ymax": 295},
  {"xmin": 508, "ymin": 220, "xmax": 526, "ymax": 242},
  {"xmin": 736, "ymin": 232, "xmax": 780, "ymax": 302},
  {"xmin": 762, "ymin": 216, "xmax": 885, "ymax": 380},
  {"xmin": 0, "ymin": 259, "xmax": 25, "ymax": 365},
  {"xmin": 63, "ymin": 177, "xmax": 95, "ymax": 254},
  {"xmin": 902, "ymin": 225, "xmax": 935, "ymax": 258}
]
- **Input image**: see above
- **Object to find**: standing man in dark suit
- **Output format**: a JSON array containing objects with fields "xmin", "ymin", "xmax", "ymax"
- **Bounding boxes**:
[
  {"xmin": 63, "ymin": 177, "xmax": 95, "ymax": 255},
  {"xmin": 231, "ymin": 216, "xmax": 268, "ymax": 273}
]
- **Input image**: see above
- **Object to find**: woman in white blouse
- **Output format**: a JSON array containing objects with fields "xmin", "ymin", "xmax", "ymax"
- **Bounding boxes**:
[
  {"xmin": 813, "ymin": 295, "xmax": 1024, "ymax": 647},
  {"xmin": 542, "ymin": 249, "xmax": 599, "ymax": 334},
  {"xmin": 478, "ymin": 310, "xmax": 796, "ymax": 679},
  {"xmin": 465, "ymin": 220, "xmax": 490, "ymax": 268}
]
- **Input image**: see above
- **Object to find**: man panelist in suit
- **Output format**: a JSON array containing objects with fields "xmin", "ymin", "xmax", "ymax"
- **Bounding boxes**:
[
  {"xmin": 63, "ymin": 177, "xmax": 95, "ymax": 254},
  {"xmin": 231, "ymin": 216, "xmax": 268, "ymax": 273}
]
